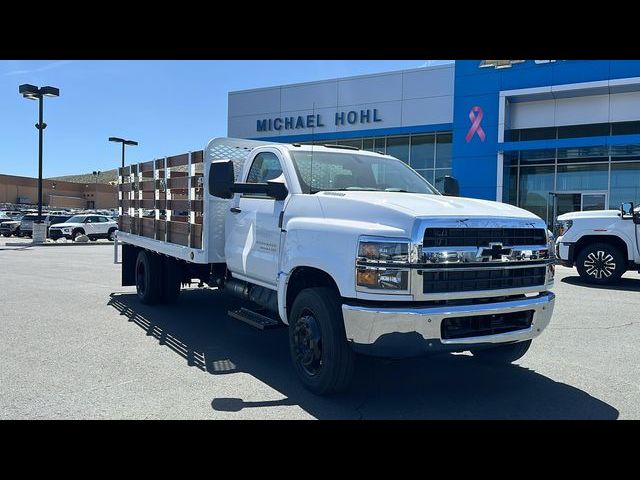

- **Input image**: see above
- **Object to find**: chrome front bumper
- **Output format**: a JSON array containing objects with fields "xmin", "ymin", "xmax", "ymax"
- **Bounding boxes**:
[{"xmin": 342, "ymin": 291, "xmax": 555, "ymax": 357}]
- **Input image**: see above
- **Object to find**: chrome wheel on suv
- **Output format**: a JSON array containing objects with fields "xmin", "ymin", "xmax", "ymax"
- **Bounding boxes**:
[
  {"xmin": 576, "ymin": 242, "xmax": 626, "ymax": 285},
  {"xmin": 583, "ymin": 250, "xmax": 616, "ymax": 279}
]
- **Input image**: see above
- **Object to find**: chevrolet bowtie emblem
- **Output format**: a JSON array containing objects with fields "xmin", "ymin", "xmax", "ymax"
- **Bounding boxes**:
[{"xmin": 478, "ymin": 242, "xmax": 512, "ymax": 261}]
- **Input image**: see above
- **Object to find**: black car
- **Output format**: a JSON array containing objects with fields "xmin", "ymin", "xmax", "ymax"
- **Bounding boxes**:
[{"xmin": 45, "ymin": 214, "xmax": 73, "ymax": 236}]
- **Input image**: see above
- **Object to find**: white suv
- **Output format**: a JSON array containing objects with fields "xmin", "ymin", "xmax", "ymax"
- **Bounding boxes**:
[
  {"xmin": 555, "ymin": 202, "xmax": 640, "ymax": 284},
  {"xmin": 49, "ymin": 214, "xmax": 118, "ymax": 242}
]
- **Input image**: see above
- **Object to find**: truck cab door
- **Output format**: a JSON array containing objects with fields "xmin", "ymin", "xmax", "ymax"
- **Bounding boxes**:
[{"xmin": 225, "ymin": 151, "xmax": 287, "ymax": 287}]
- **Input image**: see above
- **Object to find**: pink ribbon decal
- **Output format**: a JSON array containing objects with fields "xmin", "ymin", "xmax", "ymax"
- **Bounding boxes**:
[{"xmin": 465, "ymin": 106, "xmax": 486, "ymax": 142}]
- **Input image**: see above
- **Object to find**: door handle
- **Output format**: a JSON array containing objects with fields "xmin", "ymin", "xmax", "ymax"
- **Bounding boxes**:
[{"xmin": 230, "ymin": 207, "xmax": 242, "ymax": 214}]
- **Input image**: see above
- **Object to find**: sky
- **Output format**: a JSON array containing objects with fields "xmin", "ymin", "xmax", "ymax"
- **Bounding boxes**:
[{"xmin": 0, "ymin": 60, "xmax": 453, "ymax": 178}]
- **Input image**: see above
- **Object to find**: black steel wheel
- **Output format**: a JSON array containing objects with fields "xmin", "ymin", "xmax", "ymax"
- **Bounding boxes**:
[
  {"xmin": 288, "ymin": 287, "xmax": 355, "ymax": 395},
  {"xmin": 576, "ymin": 242, "xmax": 626, "ymax": 285},
  {"xmin": 292, "ymin": 311, "xmax": 323, "ymax": 377},
  {"xmin": 135, "ymin": 250, "xmax": 163, "ymax": 304}
]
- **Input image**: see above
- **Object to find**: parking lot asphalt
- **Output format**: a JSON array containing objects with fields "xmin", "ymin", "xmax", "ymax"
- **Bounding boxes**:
[{"xmin": 1, "ymin": 242, "xmax": 638, "ymax": 419}]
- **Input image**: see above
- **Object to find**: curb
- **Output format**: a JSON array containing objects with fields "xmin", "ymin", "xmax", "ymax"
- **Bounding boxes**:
[{"xmin": 5, "ymin": 241, "xmax": 115, "ymax": 247}]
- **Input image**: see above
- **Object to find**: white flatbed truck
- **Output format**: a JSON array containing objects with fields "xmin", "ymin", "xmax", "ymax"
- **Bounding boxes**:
[{"xmin": 115, "ymin": 137, "xmax": 556, "ymax": 394}]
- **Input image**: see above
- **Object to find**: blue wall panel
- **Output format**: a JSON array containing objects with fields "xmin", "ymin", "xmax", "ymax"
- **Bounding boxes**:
[{"xmin": 452, "ymin": 60, "xmax": 640, "ymax": 202}]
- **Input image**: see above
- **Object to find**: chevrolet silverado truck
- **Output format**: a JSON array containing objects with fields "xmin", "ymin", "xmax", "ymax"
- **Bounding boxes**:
[
  {"xmin": 115, "ymin": 138, "xmax": 556, "ymax": 394},
  {"xmin": 555, "ymin": 202, "xmax": 640, "ymax": 284}
]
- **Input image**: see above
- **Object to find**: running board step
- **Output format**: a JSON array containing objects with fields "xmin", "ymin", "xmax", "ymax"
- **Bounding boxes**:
[{"xmin": 228, "ymin": 308, "xmax": 284, "ymax": 330}]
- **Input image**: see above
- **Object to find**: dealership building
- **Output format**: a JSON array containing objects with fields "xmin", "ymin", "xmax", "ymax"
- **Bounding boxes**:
[{"xmin": 228, "ymin": 60, "xmax": 640, "ymax": 226}]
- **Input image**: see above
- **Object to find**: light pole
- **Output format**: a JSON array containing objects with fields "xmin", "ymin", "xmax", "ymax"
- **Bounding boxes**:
[
  {"xmin": 19, "ymin": 84, "xmax": 60, "ymax": 229},
  {"xmin": 109, "ymin": 137, "xmax": 138, "ymax": 216}
]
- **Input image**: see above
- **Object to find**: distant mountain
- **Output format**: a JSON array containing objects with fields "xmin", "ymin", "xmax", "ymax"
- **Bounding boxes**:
[{"xmin": 49, "ymin": 169, "xmax": 118, "ymax": 185}]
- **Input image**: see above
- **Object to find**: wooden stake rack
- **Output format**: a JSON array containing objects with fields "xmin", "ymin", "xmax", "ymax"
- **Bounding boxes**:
[{"xmin": 118, "ymin": 150, "xmax": 205, "ymax": 249}]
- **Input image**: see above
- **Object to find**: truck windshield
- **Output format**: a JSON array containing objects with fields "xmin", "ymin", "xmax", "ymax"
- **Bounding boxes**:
[{"xmin": 289, "ymin": 150, "xmax": 440, "ymax": 195}]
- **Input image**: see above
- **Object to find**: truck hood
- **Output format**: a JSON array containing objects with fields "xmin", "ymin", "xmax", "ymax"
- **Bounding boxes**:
[
  {"xmin": 316, "ymin": 191, "xmax": 541, "ymax": 220},
  {"xmin": 557, "ymin": 209, "xmax": 620, "ymax": 221}
]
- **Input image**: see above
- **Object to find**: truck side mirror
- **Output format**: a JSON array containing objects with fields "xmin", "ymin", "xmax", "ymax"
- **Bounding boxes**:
[
  {"xmin": 443, "ymin": 175, "xmax": 460, "ymax": 197},
  {"xmin": 266, "ymin": 179, "xmax": 288, "ymax": 201},
  {"xmin": 209, "ymin": 160, "xmax": 235, "ymax": 199},
  {"xmin": 621, "ymin": 202, "xmax": 640, "ymax": 224},
  {"xmin": 621, "ymin": 202, "xmax": 634, "ymax": 218}
]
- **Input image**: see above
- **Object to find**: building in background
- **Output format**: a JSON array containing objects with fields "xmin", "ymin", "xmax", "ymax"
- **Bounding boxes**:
[
  {"xmin": 228, "ymin": 60, "xmax": 640, "ymax": 227},
  {"xmin": 0, "ymin": 174, "xmax": 117, "ymax": 209}
]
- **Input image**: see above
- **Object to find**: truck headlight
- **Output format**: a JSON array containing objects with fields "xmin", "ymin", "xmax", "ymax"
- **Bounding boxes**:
[
  {"xmin": 556, "ymin": 220, "xmax": 573, "ymax": 236},
  {"xmin": 356, "ymin": 238, "xmax": 410, "ymax": 292}
]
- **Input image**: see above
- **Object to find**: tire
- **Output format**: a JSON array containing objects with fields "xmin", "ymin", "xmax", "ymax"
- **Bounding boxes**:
[
  {"xmin": 72, "ymin": 229, "xmax": 85, "ymax": 241},
  {"xmin": 471, "ymin": 339, "xmax": 532, "ymax": 364},
  {"xmin": 162, "ymin": 257, "xmax": 182, "ymax": 303},
  {"xmin": 288, "ymin": 287, "xmax": 355, "ymax": 395},
  {"xmin": 135, "ymin": 250, "xmax": 163, "ymax": 305},
  {"xmin": 576, "ymin": 242, "xmax": 626, "ymax": 285},
  {"xmin": 2, "ymin": 233, "xmax": 10, "ymax": 237},
  {"xmin": 107, "ymin": 228, "xmax": 117, "ymax": 242},
  {"xmin": 89, "ymin": 236, "xmax": 98, "ymax": 242}
]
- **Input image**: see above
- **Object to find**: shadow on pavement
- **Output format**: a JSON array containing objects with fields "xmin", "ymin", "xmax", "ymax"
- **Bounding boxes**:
[
  {"xmin": 108, "ymin": 290, "xmax": 619, "ymax": 420},
  {"xmin": 561, "ymin": 275, "xmax": 640, "ymax": 292}
]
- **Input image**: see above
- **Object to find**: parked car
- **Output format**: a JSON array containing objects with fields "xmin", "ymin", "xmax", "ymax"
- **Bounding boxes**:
[
  {"xmin": 49, "ymin": 214, "xmax": 118, "ymax": 241},
  {"xmin": 44, "ymin": 213, "xmax": 73, "ymax": 236},
  {"xmin": 1, "ymin": 210, "xmax": 25, "ymax": 220},
  {"xmin": 0, "ymin": 220, "xmax": 21, "ymax": 237},
  {"xmin": 19, "ymin": 213, "xmax": 47, "ymax": 237},
  {"xmin": 555, "ymin": 201, "xmax": 640, "ymax": 284}
]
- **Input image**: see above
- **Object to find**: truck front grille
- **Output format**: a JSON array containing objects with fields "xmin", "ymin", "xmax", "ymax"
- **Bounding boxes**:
[
  {"xmin": 441, "ymin": 310, "xmax": 534, "ymax": 339},
  {"xmin": 422, "ymin": 265, "xmax": 547, "ymax": 293},
  {"xmin": 424, "ymin": 228, "xmax": 546, "ymax": 248}
]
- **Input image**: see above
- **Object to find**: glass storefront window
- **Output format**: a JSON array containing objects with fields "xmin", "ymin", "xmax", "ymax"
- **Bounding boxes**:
[
  {"xmin": 519, "ymin": 127, "xmax": 556, "ymax": 141},
  {"xmin": 410, "ymin": 134, "xmax": 435, "ymax": 170},
  {"xmin": 386, "ymin": 136, "xmax": 410, "ymax": 164},
  {"xmin": 610, "ymin": 162, "xmax": 640, "ymax": 208},
  {"xmin": 520, "ymin": 149, "xmax": 555, "ymax": 165},
  {"xmin": 557, "ymin": 146, "xmax": 608, "ymax": 163},
  {"xmin": 336, "ymin": 139, "xmax": 362, "ymax": 149},
  {"xmin": 362, "ymin": 138, "xmax": 374, "ymax": 151},
  {"xmin": 519, "ymin": 166, "xmax": 554, "ymax": 223},
  {"xmin": 435, "ymin": 132, "xmax": 452, "ymax": 169},
  {"xmin": 612, "ymin": 121, "xmax": 640, "ymax": 136},
  {"xmin": 610, "ymin": 144, "xmax": 640, "ymax": 161},
  {"xmin": 374, "ymin": 137, "xmax": 386, "ymax": 154},
  {"xmin": 557, "ymin": 123, "xmax": 610, "ymax": 139},
  {"xmin": 503, "ymin": 166, "xmax": 518, "ymax": 205},
  {"xmin": 556, "ymin": 164, "xmax": 608, "ymax": 191},
  {"xmin": 434, "ymin": 169, "xmax": 452, "ymax": 192},
  {"xmin": 415, "ymin": 169, "xmax": 434, "ymax": 184}
]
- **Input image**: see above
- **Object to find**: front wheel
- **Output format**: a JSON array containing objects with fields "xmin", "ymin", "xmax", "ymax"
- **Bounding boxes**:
[
  {"xmin": 576, "ymin": 242, "xmax": 626, "ymax": 285},
  {"xmin": 288, "ymin": 287, "xmax": 355, "ymax": 395},
  {"xmin": 107, "ymin": 228, "xmax": 117, "ymax": 242},
  {"xmin": 471, "ymin": 340, "xmax": 532, "ymax": 364}
]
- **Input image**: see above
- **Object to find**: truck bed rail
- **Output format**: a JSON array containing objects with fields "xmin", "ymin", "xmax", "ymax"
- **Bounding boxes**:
[{"xmin": 118, "ymin": 150, "xmax": 204, "ymax": 249}]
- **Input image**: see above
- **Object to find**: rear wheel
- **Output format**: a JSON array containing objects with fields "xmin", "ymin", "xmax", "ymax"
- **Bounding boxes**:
[
  {"xmin": 288, "ymin": 287, "xmax": 355, "ymax": 395},
  {"xmin": 135, "ymin": 250, "xmax": 163, "ymax": 304},
  {"xmin": 471, "ymin": 340, "xmax": 532, "ymax": 364},
  {"xmin": 576, "ymin": 242, "xmax": 626, "ymax": 285}
]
